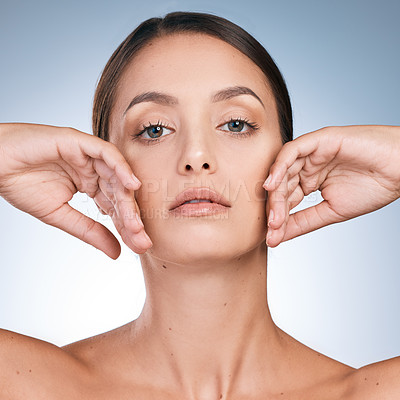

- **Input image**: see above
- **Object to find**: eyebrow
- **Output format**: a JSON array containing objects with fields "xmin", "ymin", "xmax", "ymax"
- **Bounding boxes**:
[{"xmin": 123, "ymin": 85, "xmax": 265, "ymax": 115}]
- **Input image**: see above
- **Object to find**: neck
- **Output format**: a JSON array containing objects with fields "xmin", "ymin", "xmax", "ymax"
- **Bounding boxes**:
[{"xmin": 129, "ymin": 242, "xmax": 284, "ymax": 398}]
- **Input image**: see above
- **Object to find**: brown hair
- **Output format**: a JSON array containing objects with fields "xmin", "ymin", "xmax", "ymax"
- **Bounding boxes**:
[{"xmin": 92, "ymin": 11, "xmax": 293, "ymax": 144}]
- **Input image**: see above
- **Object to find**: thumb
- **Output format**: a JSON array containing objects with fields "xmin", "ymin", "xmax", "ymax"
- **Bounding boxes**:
[{"xmin": 282, "ymin": 200, "xmax": 342, "ymax": 242}]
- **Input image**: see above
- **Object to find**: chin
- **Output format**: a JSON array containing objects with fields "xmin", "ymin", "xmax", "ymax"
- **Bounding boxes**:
[{"xmin": 145, "ymin": 223, "xmax": 266, "ymax": 267}]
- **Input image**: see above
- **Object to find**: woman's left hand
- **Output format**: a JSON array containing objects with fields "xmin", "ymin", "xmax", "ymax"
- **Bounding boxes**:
[{"xmin": 264, "ymin": 125, "xmax": 400, "ymax": 247}]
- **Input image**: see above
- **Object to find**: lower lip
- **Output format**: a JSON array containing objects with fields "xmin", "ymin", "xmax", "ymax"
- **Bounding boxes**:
[{"xmin": 170, "ymin": 202, "xmax": 230, "ymax": 217}]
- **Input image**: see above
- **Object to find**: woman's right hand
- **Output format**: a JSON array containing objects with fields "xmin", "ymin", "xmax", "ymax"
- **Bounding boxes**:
[{"xmin": 0, "ymin": 123, "xmax": 152, "ymax": 259}]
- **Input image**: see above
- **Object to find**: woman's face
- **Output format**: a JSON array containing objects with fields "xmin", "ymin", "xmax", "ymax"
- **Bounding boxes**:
[{"xmin": 110, "ymin": 33, "xmax": 283, "ymax": 264}]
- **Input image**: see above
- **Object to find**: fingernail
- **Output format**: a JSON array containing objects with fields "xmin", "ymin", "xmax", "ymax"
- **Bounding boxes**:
[
  {"xmin": 132, "ymin": 174, "xmax": 141, "ymax": 187},
  {"xmin": 144, "ymin": 231, "xmax": 153, "ymax": 247},
  {"xmin": 266, "ymin": 229, "xmax": 273, "ymax": 246},
  {"xmin": 263, "ymin": 174, "xmax": 272, "ymax": 189},
  {"xmin": 135, "ymin": 212, "xmax": 144, "ymax": 228},
  {"xmin": 268, "ymin": 209, "xmax": 274, "ymax": 227}
]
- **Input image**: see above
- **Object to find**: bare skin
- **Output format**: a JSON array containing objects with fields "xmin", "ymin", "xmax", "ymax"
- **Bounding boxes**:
[{"xmin": 1, "ymin": 33, "xmax": 400, "ymax": 399}]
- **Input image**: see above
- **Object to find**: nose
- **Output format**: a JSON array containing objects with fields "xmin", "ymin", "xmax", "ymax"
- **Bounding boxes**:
[
  {"xmin": 177, "ymin": 127, "xmax": 217, "ymax": 176},
  {"xmin": 184, "ymin": 160, "xmax": 210, "ymax": 172}
]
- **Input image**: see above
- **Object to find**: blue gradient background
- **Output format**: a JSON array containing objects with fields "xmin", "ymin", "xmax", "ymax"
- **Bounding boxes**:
[{"xmin": 0, "ymin": 0, "xmax": 399, "ymax": 368}]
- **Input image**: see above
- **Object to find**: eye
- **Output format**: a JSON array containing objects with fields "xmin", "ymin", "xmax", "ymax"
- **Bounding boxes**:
[
  {"xmin": 219, "ymin": 118, "xmax": 260, "ymax": 135},
  {"xmin": 137, "ymin": 121, "xmax": 174, "ymax": 140}
]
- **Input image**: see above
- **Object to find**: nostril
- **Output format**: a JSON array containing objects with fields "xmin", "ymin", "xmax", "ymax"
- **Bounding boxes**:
[{"xmin": 184, "ymin": 163, "xmax": 210, "ymax": 171}]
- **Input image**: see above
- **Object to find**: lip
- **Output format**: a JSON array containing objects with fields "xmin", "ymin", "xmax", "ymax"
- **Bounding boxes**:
[{"xmin": 169, "ymin": 187, "xmax": 231, "ymax": 215}]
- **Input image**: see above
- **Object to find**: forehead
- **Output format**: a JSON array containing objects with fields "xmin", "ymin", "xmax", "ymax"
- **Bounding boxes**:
[{"xmin": 112, "ymin": 33, "xmax": 276, "ymax": 119}]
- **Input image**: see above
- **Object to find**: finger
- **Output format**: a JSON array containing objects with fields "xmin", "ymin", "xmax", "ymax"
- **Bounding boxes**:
[
  {"xmin": 117, "ymin": 193, "xmax": 144, "ymax": 234},
  {"xmin": 264, "ymin": 157, "xmax": 304, "ymax": 227},
  {"xmin": 97, "ymin": 170, "xmax": 152, "ymax": 252},
  {"xmin": 93, "ymin": 158, "xmax": 115, "ymax": 182},
  {"xmin": 268, "ymin": 184, "xmax": 305, "ymax": 247},
  {"xmin": 78, "ymin": 133, "xmax": 141, "ymax": 189},
  {"xmin": 267, "ymin": 175, "xmax": 304, "ymax": 247},
  {"xmin": 281, "ymin": 199, "xmax": 345, "ymax": 243},
  {"xmin": 268, "ymin": 217, "xmax": 287, "ymax": 248},
  {"xmin": 97, "ymin": 174, "xmax": 140, "ymax": 227},
  {"xmin": 98, "ymin": 175, "xmax": 117, "ymax": 204},
  {"xmin": 266, "ymin": 200, "xmax": 288, "ymax": 248},
  {"xmin": 266, "ymin": 174, "xmax": 288, "ymax": 230},
  {"xmin": 264, "ymin": 131, "xmax": 324, "ymax": 191},
  {"xmin": 42, "ymin": 203, "xmax": 121, "ymax": 259},
  {"xmin": 57, "ymin": 146, "xmax": 134, "ymax": 199},
  {"xmin": 93, "ymin": 159, "xmax": 124, "ymax": 203},
  {"xmin": 57, "ymin": 129, "xmax": 141, "ymax": 190},
  {"xmin": 94, "ymin": 190, "xmax": 114, "ymax": 215},
  {"xmin": 110, "ymin": 210, "xmax": 152, "ymax": 254},
  {"xmin": 116, "ymin": 198, "xmax": 153, "ymax": 253},
  {"xmin": 97, "ymin": 173, "xmax": 131, "ymax": 213},
  {"xmin": 287, "ymin": 157, "xmax": 306, "ymax": 180},
  {"xmin": 94, "ymin": 200, "xmax": 107, "ymax": 215},
  {"xmin": 266, "ymin": 174, "xmax": 302, "ymax": 247},
  {"xmin": 93, "ymin": 152, "xmax": 152, "ymax": 252},
  {"xmin": 266, "ymin": 178, "xmax": 289, "ymax": 248},
  {"xmin": 287, "ymin": 184, "xmax": 305, "ymax": 211},
  {"xmin": 95, "ymin": 159, "xmax": 136, "ymax": 213}
]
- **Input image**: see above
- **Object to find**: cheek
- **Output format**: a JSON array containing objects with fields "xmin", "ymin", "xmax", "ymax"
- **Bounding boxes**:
[
  {"xmin": 126, "ymin": 148, "xmax": 173, "ymax": 222},
  {"xmin": 230, "ymin": 141, "xmax": 281, "ymax": 229},
  {"xmin": 233, "ymin": 143, "xmax": 279, "ymax": 201},
  {"xmin": 232, "ymin": 166, "xmax": 268, "ymax": 233}
]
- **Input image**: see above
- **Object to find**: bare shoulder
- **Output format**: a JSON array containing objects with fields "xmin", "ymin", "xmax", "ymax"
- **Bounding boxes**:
[
  {"xmin": 280, "ymin": 329, "xmax": 400, "ymax": 400},
  {"xmin": 349, "ymin": 357, "xmax": 400, "ymax": 399},
  {"xmin": 276, "ymin": 328, "xmax": 357, "ymax": 399},
  {"xmin": 0, "ymin": 328, "xmax": 89, "ymax": 399},
  {"xmin": 61, "ymin": 322, "xmax": 131, "ymax": 365}
]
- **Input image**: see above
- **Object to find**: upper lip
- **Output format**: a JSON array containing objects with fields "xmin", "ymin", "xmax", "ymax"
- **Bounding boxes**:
[{"xmin": 169, "ymin": 187, "xmax": 232, "ymax": 210}]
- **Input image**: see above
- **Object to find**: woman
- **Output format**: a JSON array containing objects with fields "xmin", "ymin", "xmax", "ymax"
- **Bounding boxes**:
[{"xmin": 1, "ymin": 11, "xmax": 399, "ymax": 399}]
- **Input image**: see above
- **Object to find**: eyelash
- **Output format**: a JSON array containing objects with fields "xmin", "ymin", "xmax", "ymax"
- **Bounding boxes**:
[
  {"xmin": 131, "ymin": 117, "xmax": 260, "ymax": 144},
  {"xmin": 222, "ymin": 117, "xmax": 260, "ymax": 138}
]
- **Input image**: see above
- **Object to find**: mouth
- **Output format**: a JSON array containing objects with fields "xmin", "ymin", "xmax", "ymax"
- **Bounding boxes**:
[
  {"xmin": 169, "ymin": 187, "xmax": 232, "ymax": 213},
  {"xmin": 182, "ymin": 199, "xmax": 212, "ymax": 204}
]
